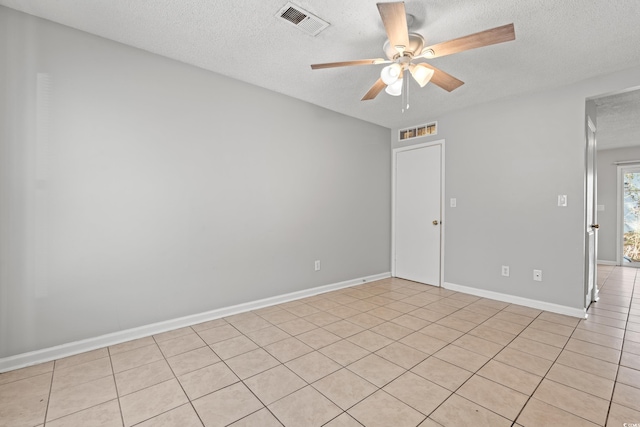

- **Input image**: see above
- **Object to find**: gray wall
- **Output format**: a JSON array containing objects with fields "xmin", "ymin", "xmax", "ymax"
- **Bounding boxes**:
[
  {"xmin": 0, "ymin": 7, "xmax": 391, "ymax": 358},
  {"xmin": 392, "ymin": 66, "xmax": 640, "ymax": 309},
  {"xmin": 597, "ymin": 146, "xmax": 640, "ymax": 262}
]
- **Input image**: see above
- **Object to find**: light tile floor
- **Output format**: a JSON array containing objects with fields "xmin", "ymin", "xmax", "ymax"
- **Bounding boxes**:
[{"xmin": 1, "ymin": 265, "xmax": 639, "ymax": 426}]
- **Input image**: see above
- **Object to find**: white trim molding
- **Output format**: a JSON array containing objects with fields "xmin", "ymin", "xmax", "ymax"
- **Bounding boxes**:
[
  {"xmin": 0, "ymin": 272, "xmax": 390, "ymax": 373},
  {"xmin": 597, "ymin": 260, "xmax": 618, "ymax": 266},
  {"xmin": 443, "ymin": 282, "xmax": 587, "ymax": 319}
]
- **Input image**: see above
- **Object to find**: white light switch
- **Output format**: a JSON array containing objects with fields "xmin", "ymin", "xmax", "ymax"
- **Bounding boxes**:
[
  {"xmin": 558, "ymin": 195, "xmax": 567, "ymax": 207},
  {"xmin": 597, "ymin": 205, "xmax": 605, "ymax": 211},
  {"xmin": 450, "ymin": 198, "xmax": 457, "ymax": 208}
]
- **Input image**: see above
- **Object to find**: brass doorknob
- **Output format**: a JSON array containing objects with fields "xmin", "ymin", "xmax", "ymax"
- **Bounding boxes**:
[
  {"xmin": 433, "ymin": 220, "xmax": 439, "ymax": 225},
  {"xmin": 591, "ymin": 224, "xmax": 599, "ymax": 229}
]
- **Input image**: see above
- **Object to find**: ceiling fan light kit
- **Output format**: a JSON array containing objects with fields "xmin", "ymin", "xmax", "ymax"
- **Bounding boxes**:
[
  {"xmin": 310, "ymin": 1, "xmax": 516, "ymax": 104},
  {"xmin": 409, "ymin": 64, "xmax": 434, "ymax": 87},
  {"xmin": 381, "ymin": 63, "xmax": 402, "ymax": 85},
  {"xmin": 385, "ymin": 78, "xmax": 404, "ymax": 96}
]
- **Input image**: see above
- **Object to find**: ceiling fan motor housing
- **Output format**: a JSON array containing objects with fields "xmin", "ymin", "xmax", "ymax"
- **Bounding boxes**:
[{"xmin": 383, "ymin": 33, "xmax": 425, "ymax": 60}]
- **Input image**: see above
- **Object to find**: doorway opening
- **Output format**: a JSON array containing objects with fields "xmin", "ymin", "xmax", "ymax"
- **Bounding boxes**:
[
  {"xmin": 619, "ymin": 166, "xmax": 640, "ymax": 267},
  {"xmin": 591, "ymin": 87, "xmax": 640, "ymax": 270}
]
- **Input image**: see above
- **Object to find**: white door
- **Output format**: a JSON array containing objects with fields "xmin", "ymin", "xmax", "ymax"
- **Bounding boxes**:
[
  {"xmin": 394, "ymin": 143, "xmax": 442, "ymax": 285},
  {"xmin": 585, "ymin": 117, "xmax": 598, "ymax": 307}
]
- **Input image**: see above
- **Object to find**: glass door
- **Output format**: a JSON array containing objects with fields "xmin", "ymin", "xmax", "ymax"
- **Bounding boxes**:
[{"xmin": 623, "ymin": 167, "xmax": 640, "ymax": 266}]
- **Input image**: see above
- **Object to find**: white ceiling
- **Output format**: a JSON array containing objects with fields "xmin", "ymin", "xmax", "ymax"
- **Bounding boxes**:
[{"xmin": 2, "ymin": 0, "xmax": 640, "ymax": 129}]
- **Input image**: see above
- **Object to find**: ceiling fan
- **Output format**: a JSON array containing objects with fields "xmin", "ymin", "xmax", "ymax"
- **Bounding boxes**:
[{"xmin": 311, "ymin": 2, "xmax": 515, "ymax": 101}]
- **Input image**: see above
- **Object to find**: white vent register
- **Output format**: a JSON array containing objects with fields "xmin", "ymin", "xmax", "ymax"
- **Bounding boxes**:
[{"xmin": 277, "ymin": 2, "xmax": 330, "ymax": 36}]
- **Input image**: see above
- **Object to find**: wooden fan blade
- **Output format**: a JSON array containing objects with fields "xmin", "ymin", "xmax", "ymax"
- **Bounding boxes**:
[
  {"xmin": 377, "ymin": 2, "xmax": 410, "ymax": 51},
  {"xmin": 311, "ymin": 59, "xmax": 388, "ymax": 70},
  {"xmin": 422, "ymin": 23, "xmax": 515, "ymax": 59},
  {"xmin": 416, "ymin": 63, "xmax": 464, "ymax": 92},
  {"xmin": 362, "ymin": 78, "xmax": 387, "ymax": 101}
]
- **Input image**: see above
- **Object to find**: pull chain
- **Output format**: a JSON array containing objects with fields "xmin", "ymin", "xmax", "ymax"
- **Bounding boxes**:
[
  {"xmin": 401, "ymin": 68, "xmax": 410, "ymax": 113},
  {"xmin": 406, "ymin": 68, "xmax": 410, "ymax": 111}
]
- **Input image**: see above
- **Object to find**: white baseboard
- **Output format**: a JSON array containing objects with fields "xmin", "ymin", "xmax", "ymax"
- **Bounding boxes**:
[
  {"xmin": 0, "ymin": 272, "xmax": 390, "ymax": 373},
  {"xmin": 443, "ymin": 282, "xmax": 586, "ymax": 319},
  {"xmin": 597, "ymin": 260, "xmax": 618, "ymax": 266}
]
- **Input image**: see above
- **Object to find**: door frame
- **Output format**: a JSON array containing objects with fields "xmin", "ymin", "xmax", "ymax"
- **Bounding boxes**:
[
  {"xmin": 391, "ymin": 139, "xmax": 445, "ymax": 286},
  {"xmin": 584, "ymin": 116, "xmax": 598, "ymax": 307}
]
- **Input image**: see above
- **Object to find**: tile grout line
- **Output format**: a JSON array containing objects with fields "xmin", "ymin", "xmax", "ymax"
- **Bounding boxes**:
[
  {"xmin": 223, "ymin": 320, "xmax": 304, "ymax": 427},
  {"xmin": 39, "ymin": 355, "xmax": 116, "ymax": 425},
  {"xmin": 138, "ymin": 292, "xmax": 363, "ymax": 425},
  {"xmin": 603, "ymin": 269, "xmax": 637, "ymax": 425},
  {"xmin": 365, "ymin": 295, "xmax": 529, "ymax": 424},
  {"xmin": 254, "ymin": 284, "xmax": 445, "ymax": 425},
  {"xmin": 106, "ymin": 347, "xmax": 127, "ymax": 427},
  {"xmin": 317, "ymin": 284, "xmax": 450, "ymax": 425},
  {"xmin": 506, "ymin": 312, "xmax": 587, "ymax": 425},
  {"xmin": 439, "ymin": 294, "xmax": 619, "ymax": 425},
  {"xmin": 197, "ymin": 314, "xmax": 369, "ymax": 426},
  {"xmin": 106, "ymin": 329, "xmax": 207, "ymax": 425},
  {"xmin": 155, "ymin": 326, "xmax": 209, "ymax": 427},
  {"xmin": 42, "ymin": 359, "xmax": 55, "ymax": 426},
  {"xmin": 418, "ymin": 301, "xmax": 543, "ymax": 425},
  {"xmin": 246, "ymin": 284, "xmax": 403, "ymax": 425},
  {"xmin": 352, "ymin": 289, "xmax": 579, "ymax": 424},
  {"xmin": 603, "ymin": 269, "xmax": 636, "ymax": 420}
]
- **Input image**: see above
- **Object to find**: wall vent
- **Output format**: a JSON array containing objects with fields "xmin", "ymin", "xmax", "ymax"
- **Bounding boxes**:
[
  {"xmin": 399, "ymin": 121, "xmax": 438, "ymax": 141},
  {"xmin": 277, "ymin": 2, "xmax": 330, "ymax": 36}
]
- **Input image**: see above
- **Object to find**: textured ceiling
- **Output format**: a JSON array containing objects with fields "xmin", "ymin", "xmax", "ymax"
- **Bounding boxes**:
[
  {"xmin": 595, "ymin": 89, "xmax": 640, "ymax": 150},
  {"xmin": 2, "ymin": 0, "xmax": 640, "ymax": 129}
]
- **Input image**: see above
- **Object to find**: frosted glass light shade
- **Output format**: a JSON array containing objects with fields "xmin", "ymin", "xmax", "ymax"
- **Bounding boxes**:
[
  {"xmin": 409, "ymin": 63, "xmax": 435, "ymax": 87},
  {"xmin": 385, "ymin": 79, "xmax": 403, "ymax": 96},
  {"xmin": 380, "ymin": 63, "xmax": 402, "ymax": 85}
]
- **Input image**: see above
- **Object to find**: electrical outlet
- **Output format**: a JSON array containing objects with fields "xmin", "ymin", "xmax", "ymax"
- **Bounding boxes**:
[
  {"xmin": 314, "ymin": 260, "xmax": 321, "ymax": 271},
  {"xmin": 501, "ymin": 266, "xmax": 510, "ymax": 277},
  {"xmin": 533, "ymin": 269, "xmax": 542, "ymax": 281}
]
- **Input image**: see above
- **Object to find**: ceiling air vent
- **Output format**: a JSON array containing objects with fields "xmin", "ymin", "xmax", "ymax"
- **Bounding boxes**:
[{"xmin": 277, "ymin": 2, "xmax": 330, "ymax": 36}]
